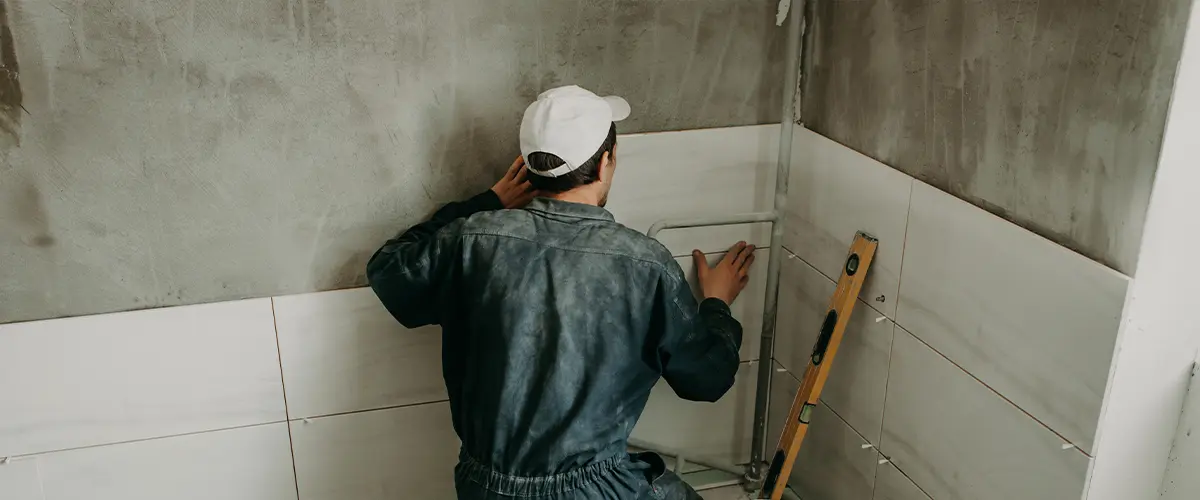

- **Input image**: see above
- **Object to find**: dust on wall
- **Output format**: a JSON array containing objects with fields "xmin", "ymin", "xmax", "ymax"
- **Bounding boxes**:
[
  {"xmin": 0, "ymin": 0, "xmax": 786, "ymax": 324},
  {"xmin": 800, "ymin": 0, "xmax": 1191, "ymax": 275}
]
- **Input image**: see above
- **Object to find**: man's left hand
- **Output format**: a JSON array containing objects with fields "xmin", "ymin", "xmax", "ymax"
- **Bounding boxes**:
[{"xmin": 492, "ymin": 156, "xmax": 538, "ymax": 209}]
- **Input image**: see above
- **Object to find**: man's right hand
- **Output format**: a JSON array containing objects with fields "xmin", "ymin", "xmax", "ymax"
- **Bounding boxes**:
[
  {"xmin": 693, "ymin": 241, "xmax": 756, "ymax": 306},
  {"xmin": 491, "ymin": 156, "xmax": 539, "ymax": 209}
]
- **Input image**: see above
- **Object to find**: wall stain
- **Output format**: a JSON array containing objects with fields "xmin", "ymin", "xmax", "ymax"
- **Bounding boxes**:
[
  {"xmin": 0, "ymin": 0, "xmax": 787, "ymax": 325},
  {"xmin": 0, "ymin": 0, "xmax": 23, "ymax": 144},
  {"xmin": 13, "ymin": 180, "xmax": 56, "ymax": 249}
]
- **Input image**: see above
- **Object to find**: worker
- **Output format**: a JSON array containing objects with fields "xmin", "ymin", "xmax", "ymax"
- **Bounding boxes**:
[{"xmin": 367, "ymin": 84, "xmax": 756, "ymax": 499}]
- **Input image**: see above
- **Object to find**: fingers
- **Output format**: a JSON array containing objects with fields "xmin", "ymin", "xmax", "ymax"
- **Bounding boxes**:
[
  {"xmin": 732, "ymin": 243, "xmax": 755, "ymax": 268},
  {"xmin": 692, "ymin": 250, "xmax": 708, "ymax": 278},
  {"xmin": 739, "ymin": 250, "xmax": 756, "ymax": 278},
  {"xmin": 720, "ymin": 241, "xmax": 747, "ymax": 267},
  {"xmin": 506, "ymin": 156, "xmax": 525, "ymax": 179}
]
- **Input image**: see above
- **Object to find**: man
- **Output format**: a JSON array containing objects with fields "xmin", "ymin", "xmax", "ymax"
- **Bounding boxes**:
[{"xmin": 367, "ymin": 85, "xmax": 756, "ymax": 499}]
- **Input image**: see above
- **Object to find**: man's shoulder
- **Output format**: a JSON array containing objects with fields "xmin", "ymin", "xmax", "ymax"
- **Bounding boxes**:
[
  {"xmin": 458, "ymin": 209, "xmax": 678, "ymax": 267},
  {"xmin": 588, "ymin": 221, "xmax": 678, "ymax": 265}
]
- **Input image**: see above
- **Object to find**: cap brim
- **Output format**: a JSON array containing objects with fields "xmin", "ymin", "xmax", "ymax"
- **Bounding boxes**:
[{"xmin": 604, "ymin": 96, "xmax": 631, "ymax": 122}]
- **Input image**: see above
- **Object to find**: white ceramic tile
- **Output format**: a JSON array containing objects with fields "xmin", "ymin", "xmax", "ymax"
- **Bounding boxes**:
[
  {"xmin": 767, "ymin": 363, "xmax": 798, "ymax": 455},
  {"xmin": 632, "ymin": 361, "xmax": 757, "ymax": 466},
  {"xmin": 767, "ymin": 367, "xmax": 878, "ymax": 500},
  {"xmin": 608, "ymin": 125, "xmax": 779, "ymax": 257},
  {"xmin": 896, "ymin": 181, "xmax": 1129, "ymax": 452},
  {"xmin": 38, "ymin": 423, "xmax": 296, "ymax": 500},
  {"xmin": 0, "ymin": 459, "xmax": 42, "ymax": 500},
  {"xmin": 291, "ymin": 402, "xmax": 459, "ymax": 500},
  {"xmin": 0, "ymin": 299, "xmax": 286, "ymax": 456},
  {"xmin": 881, "ymin": 329, "xmax": 1090, "ymax": 500},
  {"xmin": 783, "ymin": 129, "xmax": 913, "ymax": 318},
  {"xmin": 791, "ymin": 405, "xmax": 878, "ymax": 500},
  {"xmin": 273, "ymin": 288, "xmax": 445, "ymax": 419},
  {"xmin": 680, "ymin": 249, "xmax": 770, "ymax": 362},
  {"xmin": 1159, "ymin": 364, "xmax": 1200, "ymax": 500},
  {"xmin": 774, "ymin": 254, "xmax": 893, "ymax": 443},
  {"xmin": 873, "ymin": 463, "xmax": 931, "ymax": 500}
]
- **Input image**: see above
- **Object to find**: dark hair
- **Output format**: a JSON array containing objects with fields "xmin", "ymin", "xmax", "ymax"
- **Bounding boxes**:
[{"xmin": 526, "ymin": 123, "xmax": 618, "ymax": 193}]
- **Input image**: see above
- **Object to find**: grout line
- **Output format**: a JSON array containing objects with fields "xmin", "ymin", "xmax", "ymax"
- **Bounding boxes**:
[
  {"xmin": 874, "ymin": 322, "xmax": 899, "ymax": 488},
  {"xmin": 896, "ymin": 326, "xmax": 1093, "ymax": 458},
  {"xmin": 771, "ymin": 364, "xmax": 873, "ymax": 448},
  {"xmin": 6, "ymin": 420, "xmax": 293, "ymax": 459},
  {"xmin": 894, "ymin": 179, "xmax": 915, "ymax": 326},
  {"xmin": 270, "ymin": 297, "xmax": 302, "ymax": 500},
  {"xmin": 876, "ymin": 322, "xmax": 898, "ymax": 448},
  {"xmin": 886, "ymin": 459, "xmax": 938, "ymax": 500},
  {"xmin": 289, "ymin": 399, "xmax": 451, "ymax": 423},
  {"xmin": 33, "ymin": 456, "xmax": 47, "ymax": 500},
  {"xmin": 871, "ymin": 180, "xmax": 913, "ymax": 491},
  {"xmin": 821, "ymin": 396, "xmax": 874, "ymax": 449},
  {"xmin": 781, "ymin": 246, "xmax": 890, "ymax": 320},
  {"xmin": 6, "ymin": 399, "xmax": 458, "ymax": 461}
]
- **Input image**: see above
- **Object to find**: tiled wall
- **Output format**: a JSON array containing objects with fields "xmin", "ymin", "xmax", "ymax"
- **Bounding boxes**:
[
  {"xmin": 1160, "ymin": 364, "xmax": 1200, "ymax": 499},
  {"xmin": 0, "ymin": 123, "xmax": 1131, "ymax": 499},
  {"xmin": 0, "ymin": 125, "xmax": 780, "ymax": 498},
  {"xmin": 771, "ymin": 129, "xmax": 1131, "ymax": 499}
]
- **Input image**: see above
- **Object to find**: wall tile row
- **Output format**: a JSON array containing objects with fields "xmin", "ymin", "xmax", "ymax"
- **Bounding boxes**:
[
  {"xmin": 0, "ymin": 299, "xmax": 286, "ymax": 458},
  {"xmin": 774, "ymin": 254, "xmax": 894, "ymax": 444},
  {"xmin": 775, "ymin": 127, "xmax": 1129, "ymax": 498},
  {"xmin": 768, "ymin": 364, "xmax": 880, "ymax": 500},
  {"xmin": 0, "ymin": 125, "xmax": 782, "ymax": 498},
  {"xmin": 0, "ymin": 123, "xmax": 1132, "ymax": 498},
  {"xmin": 897, "ymin": 181, "xmax": 1129, "ymax": 452}
]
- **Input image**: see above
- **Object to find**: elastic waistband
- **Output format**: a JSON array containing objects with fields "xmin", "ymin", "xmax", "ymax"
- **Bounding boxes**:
[{"xmin": 456, "ymin": 450, "xmax": 627, "ymax": 497}]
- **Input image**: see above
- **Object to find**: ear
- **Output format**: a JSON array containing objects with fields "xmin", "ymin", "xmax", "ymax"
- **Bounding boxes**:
[{"xmin": 599, "ymin": 151, "xmax": 615, "ymax": 179}]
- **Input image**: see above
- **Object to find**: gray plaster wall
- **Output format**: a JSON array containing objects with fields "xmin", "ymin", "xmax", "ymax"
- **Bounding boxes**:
[
  {"xmin": 801, "ymin": 0, "xmax": 1192, "ymax": 274},
  {"xmin": 0, "ymin": 0, "xmax": 786, "ymax": 324}
]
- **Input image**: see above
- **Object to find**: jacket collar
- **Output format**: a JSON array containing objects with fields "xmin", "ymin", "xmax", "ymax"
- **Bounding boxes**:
[{"xmin": 524, "ymin": 197, "xmax": 616, "ymax": 222}]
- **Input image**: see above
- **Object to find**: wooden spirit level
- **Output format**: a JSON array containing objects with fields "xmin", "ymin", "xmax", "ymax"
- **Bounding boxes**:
[{"xmin": 762, "ymin": 232, "xmax": 878, "ymax": 500}]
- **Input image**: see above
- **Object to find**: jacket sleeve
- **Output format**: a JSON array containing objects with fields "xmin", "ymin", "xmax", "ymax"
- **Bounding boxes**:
[
  {"xmin": 366, "ymin": 190, "xmax": 504, "ymax": 328},
  {"xmin": 654, "ymin": 263, "xmax": 744, "ymax": 403}
]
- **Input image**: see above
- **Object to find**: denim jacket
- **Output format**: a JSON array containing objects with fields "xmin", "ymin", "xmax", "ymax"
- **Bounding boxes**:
[{"xmin": 367, "ymin": 192, "xmax": 743, "ymax": 497}]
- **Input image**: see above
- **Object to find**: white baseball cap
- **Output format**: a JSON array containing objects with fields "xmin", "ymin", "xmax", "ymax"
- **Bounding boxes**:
[{"xmin": 520, "ymin": 85, "xmax": 631, "ymax": 178}]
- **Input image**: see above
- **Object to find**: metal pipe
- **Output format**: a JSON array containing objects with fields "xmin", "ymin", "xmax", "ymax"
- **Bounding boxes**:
[
  {"xmin": 692, "ymin": 478, "xmax": 746, "ymax": 492},
  {"xmin": 748, "ymin": 0, "xmax": 806, "ymax": 480},
  {"xmin": 627, "ymin": 438, "xmax": 745, "ymax": 477},
  {"xmin": 646, "ymin": 211, "xmax": 777, "ymax": 239}
]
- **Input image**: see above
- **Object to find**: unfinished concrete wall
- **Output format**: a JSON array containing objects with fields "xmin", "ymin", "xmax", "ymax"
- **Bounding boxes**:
[
  {"xmin": 800, "ymin": 0, "xmax": 1192, "ymax": 274},
  {"xmin": 0, "ymin": 0, "xmax": 785, "ymax": 324}
]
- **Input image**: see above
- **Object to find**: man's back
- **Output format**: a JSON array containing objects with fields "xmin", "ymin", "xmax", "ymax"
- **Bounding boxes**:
[
  {"xmin": 367, "ymin": 84, "xmax": 755, "ymax": 499},
  {"xmin": 447, "ymin": 198, "xmax": 710, "ymax": 475},
  {"xmin": 368, "ymin": 194, "xmax": 744, "ymax": 498}
]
